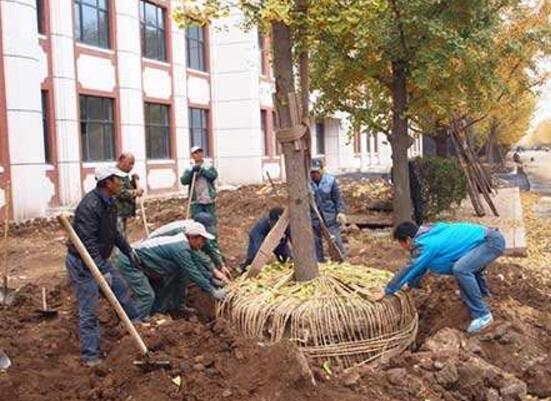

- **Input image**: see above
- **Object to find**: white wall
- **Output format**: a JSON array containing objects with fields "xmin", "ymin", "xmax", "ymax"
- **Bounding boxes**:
[
  {"xmin": 0, "ymin": 1, "xmax": 422, "ymax": 220},
  {"xmin": 211, "ymin": 11, "xmax": 263, "ymax": 185},
  {"xmin": 1, "ymin": 0, "xmax": 55, "ymax": 218}
]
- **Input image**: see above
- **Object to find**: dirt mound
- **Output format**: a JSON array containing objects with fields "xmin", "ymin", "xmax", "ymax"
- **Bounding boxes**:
[{"xmin": 2, "ymin": 183, "xmax": 551, "ymax": 401}]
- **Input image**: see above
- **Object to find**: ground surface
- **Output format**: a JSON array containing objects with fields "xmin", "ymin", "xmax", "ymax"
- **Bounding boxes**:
[{"xmin": 1, "ymin": 172, "xmax": 551, "ymax": 401}]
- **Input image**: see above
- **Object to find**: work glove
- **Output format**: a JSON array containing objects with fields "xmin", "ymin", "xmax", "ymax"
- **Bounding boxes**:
[
  {"xmin": 212, "ymin": 278, "xmax": 227, "ymax": 288},
  {"xmin": 211, "ymin": 288, "xmax": 227, "ymax": 301},
  {"xmin": 336, "ymin": 213, "xmax": 347, "ymax": 225}
]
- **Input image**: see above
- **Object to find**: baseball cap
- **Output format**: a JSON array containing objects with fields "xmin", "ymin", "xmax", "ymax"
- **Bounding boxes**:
[
  {"xmin": 310, "ymin": 159, "xmax": 322, "ymax": 172},
  {"xmin": 185, "ymin": 221, "xmax": 215, "ymax": 240},
  {"xmin": 190, "ymin": 145, "xmax": 203, "ymax": 154},
  {"xmin": 95, "ymin": 166, "xmax": 126, "ymax": 182}
]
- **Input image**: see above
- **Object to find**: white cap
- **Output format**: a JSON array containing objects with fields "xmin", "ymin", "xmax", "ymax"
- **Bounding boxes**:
[
  {"xmin": 185, "ymin": 221, "xmax": 215, "ymax": 240},
  {"xmin": 190, "ymin": 145, "xmax": 203, "ymax": 154},
  {"xmin": 94, "ymin": 166, "xmax": 126, "ymax": 182}
]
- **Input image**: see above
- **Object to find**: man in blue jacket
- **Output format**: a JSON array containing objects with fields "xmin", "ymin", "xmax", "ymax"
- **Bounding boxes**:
[
  {"xmin": 310, "ymin": 159, "xmax": 346, "ymax": 261},
  {"xmin": 239, "ymin": 207, "xmax": 292, "ymax": 272},
  {"xmin": 384, "ymin": 221, "xmax": 505, "ymax": 333}
]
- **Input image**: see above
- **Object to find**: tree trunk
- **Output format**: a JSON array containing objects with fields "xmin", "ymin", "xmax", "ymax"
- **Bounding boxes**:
[
  {"xmin": 271, "ymin": 21, "xmax": 318, "ymax": 281},
  {"xmin": 389, "ymin": 60, "xmax": 413, "ymax": 225},
  {"xmin": 486, "ymin": 119, "xmax": 497, "ymax": 164},
  {"xmin": 434, "ymin": 126, "xmax": 448, "ymax": 157},
  {"xmin": 296, "ymin": 0, "xmax": 311, "ymax": 175}
]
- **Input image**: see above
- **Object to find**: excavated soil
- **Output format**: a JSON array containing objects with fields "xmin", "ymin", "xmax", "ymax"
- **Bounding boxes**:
[{"xmin": 1, "ymin": 183, "xmax": 551, "ymax": 401}]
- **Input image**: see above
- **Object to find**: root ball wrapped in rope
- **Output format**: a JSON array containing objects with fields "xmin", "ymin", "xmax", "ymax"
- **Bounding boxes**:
[{"xmin": 217, "ymin": 263, "xmax": 418, "ymax": 369}]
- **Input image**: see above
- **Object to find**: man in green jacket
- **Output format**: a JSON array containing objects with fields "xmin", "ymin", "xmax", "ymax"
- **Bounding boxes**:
[
  {"xmin": 118, "ymin": 222, "xmax": 226, "ymax": 319},
  {"xmin": 180, "ymin": 146, "xmax": 218, "ymax": 227},
  {"xmin": 148, "ymin": 213, "xmax": 231, "ymax": 281},
  {"xmin": 114, "ymin": 152, "xmax": 143, "ymax": 237}
]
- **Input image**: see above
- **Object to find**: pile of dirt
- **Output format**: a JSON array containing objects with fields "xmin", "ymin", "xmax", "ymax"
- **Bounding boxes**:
[
  {"xmin": 340, "ymin": 177, "xmax": 393, "ymax": 214},
  {"xmin": 2, "ymin": 183, "xmax": 551, "ymax": 401}
]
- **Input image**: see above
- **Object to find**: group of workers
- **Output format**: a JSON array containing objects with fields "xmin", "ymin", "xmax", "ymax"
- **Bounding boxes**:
[{"xmin": 65, "ymin": 146, "xmax": 505, "ymax": 367}]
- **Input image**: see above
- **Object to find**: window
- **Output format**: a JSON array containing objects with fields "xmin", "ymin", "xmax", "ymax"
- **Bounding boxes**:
[
  {"xmin": 260, "ymin": 110, "xmax": 269, "ymax": 156},
  {"xmin": 366, "ymin": 131, "xmax": 371, "ymax": 153},
  {"xmin": 74, "ymin": 0, "xmax": 110, "ymax": 49},
  {"xmin": 189, "ymin": 108, "xmax": 209, "ymax": 156},
  {"xmin": 373, "ymin": 132, "xmax": 379, "ymax": 153},
  {"xmin": 353, "ymin": 129, "xmax": 361, "ymax": 154},
  {"xmin": 315, "ymin": 121, "xmax": 325, "ymax": 155},
  {"xmin": 41, "ymin": 90, "xmax": 51, "ymax": 163},
  {"xmin": 145, "ymin": 103, "xmax": 170, "ymax": 159},
  {"xmin": 37, "ymin": 0, "xmax": 45, "ymax": 34},
  {"xmin": 79, "ymin": 95, "xmax": 115, "ymax": 162},
  {"xmin": 186, "ymin": 26, "xmax": 206, "ymax": 71},
  {"xmin": 140, "ymin": 1, "xmax": 166, "ymax": 61},
  {"xmin": 258, "ymin": 31, "xmax": 267, "ymax": 75}
]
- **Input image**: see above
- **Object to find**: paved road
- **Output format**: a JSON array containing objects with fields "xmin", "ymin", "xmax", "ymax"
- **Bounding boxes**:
[{"xmin": 518, "ymin": 150, "xmax": 551, "ymax": 195}]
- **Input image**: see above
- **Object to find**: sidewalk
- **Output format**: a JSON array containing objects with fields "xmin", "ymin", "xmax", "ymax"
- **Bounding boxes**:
[{"xmin": 451, "ymin": 187, "xmax": 527, "ymax": 257}]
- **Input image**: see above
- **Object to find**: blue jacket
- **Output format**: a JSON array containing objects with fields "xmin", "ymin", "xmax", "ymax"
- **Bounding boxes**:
[
  {"xmin": 310, "ymin": 174, "xmax": 345, "ymax": 227},
  {"xmin": 385, "ymin": 222, "xmax": 488, "ymax": 295}
]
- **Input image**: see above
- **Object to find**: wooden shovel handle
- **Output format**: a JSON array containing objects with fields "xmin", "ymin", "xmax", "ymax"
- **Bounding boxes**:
[
  {"xmin": 186, "ymin": 172, "xmax": 197, "ymax": 219},
  {"xmin": 57, "ymin": 214, "xmax": 148, "ymax": 355}
]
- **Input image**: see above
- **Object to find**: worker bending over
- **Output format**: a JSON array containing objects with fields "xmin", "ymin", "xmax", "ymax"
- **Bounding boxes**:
[
  {"xmin": 384, "ymin": 221, "xmax": 505, "ymax": 333},
  {"xmin": 148, "ymin": 213, "xmax": 230, "ymax": 280},
  {"xmin": 239, "ymin": 207, "xmax": 292, "ymax": 273},
  {"xmin": 309, "ymin": 159, "xmax": 346, "ymax": 261},
  {"xmin": 118, "ymin": 222, "xmax": 226, "ymax": 319}
]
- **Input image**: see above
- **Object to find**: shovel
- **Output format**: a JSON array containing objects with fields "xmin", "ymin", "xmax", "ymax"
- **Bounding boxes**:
[
  {"xmin": 0, "ymin": 348, "xmax": 11, "ymax": 372},
  {"xmin": 1, "ymin": 182, "xmax": 15, "ymax": 306},
  {"xmin": 57, "ymin": 214, "xmax": 170, "ymax": 371},
  {"xmin": 35, "ymin": 287, "xmax": 58, "ymax": 318}
]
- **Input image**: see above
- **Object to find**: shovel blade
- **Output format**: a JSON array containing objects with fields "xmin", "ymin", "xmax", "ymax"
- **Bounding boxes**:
[
  {"xmin": 0, "ymin": 288, "xmax": 15, "ymax": 306},
  {"xmin": 0, "ymin": 349, "xmax": 11, "ymax": 372}
]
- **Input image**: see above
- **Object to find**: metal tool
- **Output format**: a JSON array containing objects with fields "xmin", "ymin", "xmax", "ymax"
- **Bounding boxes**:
[
  {"xmin": 58, "ymin": 214, "xmax": 170, "ymax": 371},
  {"xmin": 0, "ymin": 348, "xmax": 11, "ymax": 372},
  {"xmin": 1, "ymin": 182, "xmax": 15, "ymax": 306},
  {"xmin": 35, "ymin": 287, "xmax": 58, "ymax": 318}
]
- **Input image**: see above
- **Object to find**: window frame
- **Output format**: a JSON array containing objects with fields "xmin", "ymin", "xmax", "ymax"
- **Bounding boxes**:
[
  {"xmin": 188, "ymin": 107, "xmax": 210, "ymax": 157},
  {"xmin": 36, "ymin": 0, "xmax": 45, "ymax": 35},
  {"xmin": 79, "ymin": 95, "xmax": 116, "ymax": 162},
  {"xmin": 144, "ymin": 102, "xmax": 171, "ymax": 160},
  {"xmin": 74, "ymin": 0, "xmax": 111, "ymax": 49},
  {"xmin": 315, "ymin": 121, "xmax": 326, "ymax": 155},
  {"xmin": 140, "ymin": 0, "xmax": 167, "ymax": 62},
  {"xmin": 260, "ymin": 109, "xmax": 269, "ymax": 157},
  {"xmin": 41, "ymin": 90, "xmax": 52, "ymax": 164}
]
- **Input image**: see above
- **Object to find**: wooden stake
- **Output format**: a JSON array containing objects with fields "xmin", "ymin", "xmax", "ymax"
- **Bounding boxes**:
[
  {"xmin": 58, "ymin": 214, "xmax": 148, "ymax": 355},
  {"xmin": 247, "ymin": 209, "xmax": 290, "ymax": 278}
]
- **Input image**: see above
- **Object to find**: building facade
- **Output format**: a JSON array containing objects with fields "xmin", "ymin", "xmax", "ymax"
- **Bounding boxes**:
[{"xmin": 0, "ymin": 0, "xmax": 422, "ymax": 221}]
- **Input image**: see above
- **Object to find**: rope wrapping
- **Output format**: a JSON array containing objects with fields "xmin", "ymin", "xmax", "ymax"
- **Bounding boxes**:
[{"xmin": 217, "ymin": 263, "xmax": 418, "ymax": 369}]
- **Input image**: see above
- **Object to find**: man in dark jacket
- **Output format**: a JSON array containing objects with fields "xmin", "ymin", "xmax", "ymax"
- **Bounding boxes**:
[
  {"xmin": 66, "ymin": 166, "xmax": 142, "ymax": 367},
  {"xmin": 240, "ymin": 207, "xmax": 292, "ymax": 272}
]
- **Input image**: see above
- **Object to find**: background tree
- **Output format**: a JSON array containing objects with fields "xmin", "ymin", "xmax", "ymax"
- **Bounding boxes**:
[{"xmin": 308, "ymin": 0, "xmax": 551, "ymax": 222}]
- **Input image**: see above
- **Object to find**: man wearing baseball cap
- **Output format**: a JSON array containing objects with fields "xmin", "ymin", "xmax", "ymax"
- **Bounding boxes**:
[
  {"xmin": 117, "ymin": 221, "xmax": 227, "ymax": 319},
  {"xmin": 309, "ymin": 158, "xmax": 347, "ymax": 262},
  {"xmin": 180, "ymin": 145, "xmax": 219, "ymax": 229},
  {"xmin": 65, "ymin": 166, "xmax": 144, "ymax": 367}
]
